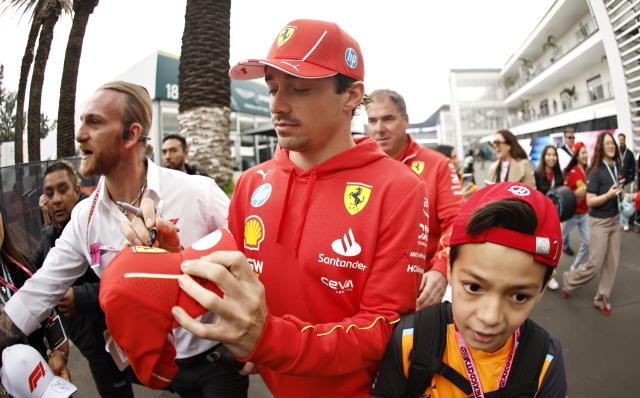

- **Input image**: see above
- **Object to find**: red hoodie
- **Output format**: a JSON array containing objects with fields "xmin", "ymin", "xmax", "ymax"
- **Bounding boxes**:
[
  {"xmin": 394, "ymin": 135, "xmax": 463, "ymax": 274},
  {"xmin": 228, "ymin": 137, "xmax": 428, "ymax": 397},
  {"xmin": 565, "ymin": 165, "xmax": 589, "ymax": 214}
]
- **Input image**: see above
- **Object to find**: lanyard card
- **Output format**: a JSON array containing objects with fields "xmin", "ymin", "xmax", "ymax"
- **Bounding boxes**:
[{"xmin": 44, "ymin": 315, "xmax": 68, "ymax": 351}]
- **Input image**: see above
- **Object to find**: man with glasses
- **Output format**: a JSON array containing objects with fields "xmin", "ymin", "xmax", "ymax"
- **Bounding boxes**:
[
  {"xmin": 559, "ymin": 128, "xmax": 576, "ymax": 255},
  {"xmin": 558, "ymin": 128, "xmax": 575, "ymax": 170}
]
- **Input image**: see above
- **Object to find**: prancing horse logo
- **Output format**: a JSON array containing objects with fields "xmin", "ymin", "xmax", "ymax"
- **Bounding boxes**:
[
  {"xmin": 277, "ymin": 27, "xmax": 296, "ymax": 47},
  {"xmin": 344, "ymin": 183, "xmax": 372, "ymax": 215}
]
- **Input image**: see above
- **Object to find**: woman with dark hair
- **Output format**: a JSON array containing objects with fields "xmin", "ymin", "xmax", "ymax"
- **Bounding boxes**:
[
  {"xmin": 0, "ymin": 210, "xmax": 70, "ymax": 380},
  {"xmin": 563, "ymin": 132, "xmax": 624, "ymax": 315},
  {"xmin": 560, "ymin": 142, "xmax": 590, "ymax": 271},
  {"xmin": 534, "ymin": 145, "xmax": 564, "ymax": 194},
  {"xmin": 487, "ymin": 129, "xmax": 537, "ymax": 188}
]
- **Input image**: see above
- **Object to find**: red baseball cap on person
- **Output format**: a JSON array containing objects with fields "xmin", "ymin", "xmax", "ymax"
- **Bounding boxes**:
[
  {"xmin": 229, "ymin": 19, "xmax": 364, "ymax": 81},
  {"xmin": 572, "ymin": 141, "xmax": 585, "ymax": 153},
  {"xmin": 450, "ymin": 182, "xmax": 563, "ymax": 267},
  {"xmin": 99, "ymin": 227, "xmax": 237, "ymax": 389}
]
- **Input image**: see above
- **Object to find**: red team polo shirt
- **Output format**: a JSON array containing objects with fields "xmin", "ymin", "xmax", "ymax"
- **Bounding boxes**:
[
  {"xmin": 394, "ymin": 135, "xmax": 463, "ymax": 274},
  {"xmin": 227, "ymin": 137, "xmax": 428, "ymax": 397}
]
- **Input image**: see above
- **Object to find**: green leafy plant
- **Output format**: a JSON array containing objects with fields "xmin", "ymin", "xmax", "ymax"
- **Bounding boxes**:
[
  {"xmin": 601, "ymin": 54, "xmax": 607, "ymax": 63},
  {"xmin": 561, "ymin": 86, "xmax": 577, "ymax": 99},
  {"xmin": 542, "ymin": 35, "xmax": 558, "ymax": 52},
  {"xmin": 518, "ymin": 99, "xmax": 527, "ymax": 113},
  {"xmin": 503, "ymin": 76, "xmax": 514, "ymax": 88},
  {"xmin": 519, "ymin": 58, "xmax": 533, "ymax": 69}
]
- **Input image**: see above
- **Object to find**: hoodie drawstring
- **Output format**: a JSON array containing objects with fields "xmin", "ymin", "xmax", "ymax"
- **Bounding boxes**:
[
  {"xmin": 276, "ymin": 170, "xmax": 296, "ymax": 243},
  {"xmin": 293, "ymin": 169, "xmax": 317, "ymax": 258}
]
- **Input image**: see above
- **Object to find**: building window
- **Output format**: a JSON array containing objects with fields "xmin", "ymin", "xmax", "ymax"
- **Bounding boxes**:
[
  {"xmin": 587, "ymin": 75, "xmax": 604, "ymax": 102},
  {"xmin": 561, "ymin": 92, "xmax": 572, "ymax": 110},
  {"xmin": 540, "ymin": 99, "xmax": 549, "ymax": 116}
]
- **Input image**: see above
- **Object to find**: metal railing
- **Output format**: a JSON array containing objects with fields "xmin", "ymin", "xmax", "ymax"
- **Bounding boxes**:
[
  {"xmin": 507, "ymin": 82, "xmax": 614, "ymax": 128},
  {"xmin": 506, "ymin": 18, "xmax": 600, "ymax": 97}
]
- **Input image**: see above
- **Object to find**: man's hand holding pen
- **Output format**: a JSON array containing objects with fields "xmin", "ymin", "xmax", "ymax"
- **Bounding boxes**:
[{"xmin": 119, "ymin": 198, "xmax": 182, "ymax": 252}]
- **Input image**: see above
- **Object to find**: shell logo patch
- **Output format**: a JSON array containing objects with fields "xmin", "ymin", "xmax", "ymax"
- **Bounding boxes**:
[
  {"xmin": 244, "ymin": 215, "xmax": 265, "ymax": 251},
  {"xmin": 411, "ymin": 161, "xmax": 425, "ymax": 175},
  {"xmin": 344, "ymin": 182, "xmax": 372, "ymax": 216},
  {"xmin": 277, "ymin": 26, "xmax": 296, "ymax": 47}
]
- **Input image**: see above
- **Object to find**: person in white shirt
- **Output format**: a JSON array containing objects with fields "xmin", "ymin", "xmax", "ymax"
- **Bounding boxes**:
[
  {"xmin": 557, "ymin": 128, "xmax": 575, "ymax": 171},
  {"xmin": 0, "ymin": 81, "xmax": 248, "ymax": 397}
]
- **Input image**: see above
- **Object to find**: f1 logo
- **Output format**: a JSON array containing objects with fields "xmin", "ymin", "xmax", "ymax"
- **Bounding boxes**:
[{"xmin": 29, "ymin": 362, "xmax": 46, "ymax": 392}]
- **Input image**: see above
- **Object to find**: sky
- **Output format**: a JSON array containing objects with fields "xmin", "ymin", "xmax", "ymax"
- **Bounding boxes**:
[{"xmin": 0, "ymin": 0, "xmax": 556, "ymax": 130}]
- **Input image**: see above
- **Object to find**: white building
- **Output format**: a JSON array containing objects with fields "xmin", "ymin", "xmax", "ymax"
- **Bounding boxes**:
[{"xmin": 450, "ymin": 0, "xmax": 640, "ymax": 155}]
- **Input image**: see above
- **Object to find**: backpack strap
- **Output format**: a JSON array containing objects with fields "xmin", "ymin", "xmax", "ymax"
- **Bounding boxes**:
[
  {"xmin": 406, "ymin": 302, "xmax": 473, "ymax": 398},
  {"xmin": 484, "ymin": 318, "xmax": 551, "ymax": 398}
]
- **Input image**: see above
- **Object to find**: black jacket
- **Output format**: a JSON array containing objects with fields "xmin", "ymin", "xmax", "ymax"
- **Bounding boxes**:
[
  {"xmin": 620, "ymin": 146, "xmax": 636, "ymax": 185},
  {"xmin": 534, "ymin": 168, "xmax": 564, "ymax": 195},
  {"xmin": 185, "ymin": 163, "xmax": 211, "ymax": 177},
  {"xmin": 30, "ymin": 193, "xmax": 111, "ymax": 362}
]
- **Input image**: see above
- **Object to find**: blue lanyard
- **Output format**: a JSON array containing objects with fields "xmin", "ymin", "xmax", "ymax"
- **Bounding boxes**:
[{"xmin": 603, "ymin": 161, "xmax": 618, "ymax": 186}]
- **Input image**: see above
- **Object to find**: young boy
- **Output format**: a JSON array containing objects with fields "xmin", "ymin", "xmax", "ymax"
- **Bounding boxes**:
[{"xmin": 370, "ymin": 182, "xmax": 567, "ymax": 398}]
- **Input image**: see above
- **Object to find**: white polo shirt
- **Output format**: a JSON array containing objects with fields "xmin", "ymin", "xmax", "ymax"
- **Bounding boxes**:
[{"xmin": 5, "ymin": 160, "xmax": 230, "ymax": 358}]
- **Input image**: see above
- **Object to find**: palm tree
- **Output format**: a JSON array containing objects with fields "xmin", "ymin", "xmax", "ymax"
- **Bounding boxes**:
[
  {"xmin": 178, "ymin": 0, "xmax": 233, "ymax": 186},
  {"xmin": 26, "ymin": 0, "xmax": 63, "ymax": 161},
  {"xmin": 1, "ymin": 0, "xmax": 46, "ymax": 164},
  {"xmin": 56, "ymin": 0, "xmax": 99, "ymax": 158},
  {"xmin": 2, "ymin": 0, "xmax": 70, "ymax": 162}
]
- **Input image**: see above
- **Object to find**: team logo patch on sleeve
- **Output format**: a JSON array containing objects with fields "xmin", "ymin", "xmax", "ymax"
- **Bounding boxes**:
[
  {"xmin": 410, "ymin": 161, "xmax": 425, "ymax": 175},
  {"xmin": 344, "ymin": 182, "xmax": 372, "ymax": 215},
  {"xmin": 244, "ymin": 215, "xmax": 265, "ymax": 250},
  {"xmin": 277, "ymin": 26, "xmax": 296, "ymax": 47}
]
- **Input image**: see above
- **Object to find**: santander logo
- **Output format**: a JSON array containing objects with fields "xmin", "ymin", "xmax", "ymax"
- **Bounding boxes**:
[{"xmin": 331, "ymin": 228, "xmax": 361, "ymax": 257}]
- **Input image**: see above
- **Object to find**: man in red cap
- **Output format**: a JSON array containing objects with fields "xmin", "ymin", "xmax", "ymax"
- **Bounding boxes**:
[
  {"xmin": 366, "ymin": 89, "xmax": 464, "ymax": 309},
  {"xmin": 126, "ymin": 19, "xmax": 429, "ymax": 397}
]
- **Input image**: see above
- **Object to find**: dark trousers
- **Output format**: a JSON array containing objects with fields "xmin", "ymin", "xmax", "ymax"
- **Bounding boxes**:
[
  {"xmin": 172, "ymin": 356, "xmax": 249, "ymax": 398},
  {"xmin": 87, "ymin": 359, "xmax": 134, "ymax": 398}
]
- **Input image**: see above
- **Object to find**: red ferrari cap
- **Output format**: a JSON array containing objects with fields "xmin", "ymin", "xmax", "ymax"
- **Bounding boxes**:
[
  {"xmin": 229, "ymin": 19, "xmax": 364, "ymax": 81},
  {"xmin": 99, "ymin": 227, "xmax": 237, "ymax": 389},
  {"xmin": 573, "ymin": 141, "xmax": 585, "ymax": 153},
  {"xmin": 450, "ymin": 182, "xmax": 562, "ymax": 267}
]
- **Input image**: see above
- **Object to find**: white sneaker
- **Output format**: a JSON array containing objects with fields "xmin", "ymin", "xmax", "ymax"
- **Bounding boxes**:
[
  {"xmin": 623, "ymin": 225, "xmax": 630, "ymax": 231},
  {"xmin": 548, "ymin": 277, "xmax": 559, "ymax": 290}
]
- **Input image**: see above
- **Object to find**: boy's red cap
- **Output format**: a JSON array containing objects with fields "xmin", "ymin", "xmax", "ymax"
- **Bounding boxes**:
[
  {"xmin": 229, "ymin": 19, "xmax": 364, "ymax": 82},
  {"xmin": 99, "ymin": 227, "xmax": 236, "ymax": 389},
  {"xmin": 450, "ymin": 182, "xmax": 562, "ymax": 267}
]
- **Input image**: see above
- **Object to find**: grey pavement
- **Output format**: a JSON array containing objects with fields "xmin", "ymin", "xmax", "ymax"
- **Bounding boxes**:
[{"xmin": 66, "ymin": 164, "xmax": 639, "ymax": 397}]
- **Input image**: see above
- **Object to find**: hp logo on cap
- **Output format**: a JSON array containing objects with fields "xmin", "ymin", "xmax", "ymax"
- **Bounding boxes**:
[{"xmin": 345, "ymin": 48, "xmax": 358, "ymax": 69}]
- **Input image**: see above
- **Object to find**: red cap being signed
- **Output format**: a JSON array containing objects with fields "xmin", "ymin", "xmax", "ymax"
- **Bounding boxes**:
[{"xmin": 100, "ymin": 227, "xmax": 236, "ymax": 389}]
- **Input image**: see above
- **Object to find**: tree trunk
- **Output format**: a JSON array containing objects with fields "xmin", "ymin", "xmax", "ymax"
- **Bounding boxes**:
[
  {"xmin": 178, "ymin": 0, "xmax": 232, "ymax": 186},
  {"xmin": 27, "ymin": 0, "xmax": 62, "ymax": 162},
  {"xmin": 14, "ymin": 1, "xmax": 44, "ymax": 164},
  {"xmin": 56, "ymin": 0, "xmax": 99, "ymax": 158}
]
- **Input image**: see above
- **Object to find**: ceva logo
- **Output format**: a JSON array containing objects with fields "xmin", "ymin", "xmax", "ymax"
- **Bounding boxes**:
[
  {"xmin": 331, "ymin": 228, "xmax": 361, "ymax": 257},
  {"xmin": 29, "ymin": 362, "xmax": 46, "ymax": 392},
  {"xmin": 321, "ymin": 277, "xmax": 354, "ymax": 294}
]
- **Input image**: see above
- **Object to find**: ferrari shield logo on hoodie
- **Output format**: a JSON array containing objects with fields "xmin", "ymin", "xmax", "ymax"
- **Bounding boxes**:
[
  {"xmin": 410, "ymin": 161, "xmax": 425, "ymax": 175},
  {"xmin": 344, "ymin": 182, "xmax": 372, "ymax": 215}
]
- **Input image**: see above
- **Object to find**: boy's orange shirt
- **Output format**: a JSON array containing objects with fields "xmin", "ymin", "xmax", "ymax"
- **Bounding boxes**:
[{"xmin": 370, "ymin": 312, "xmax": 566, "ymax": 397}]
